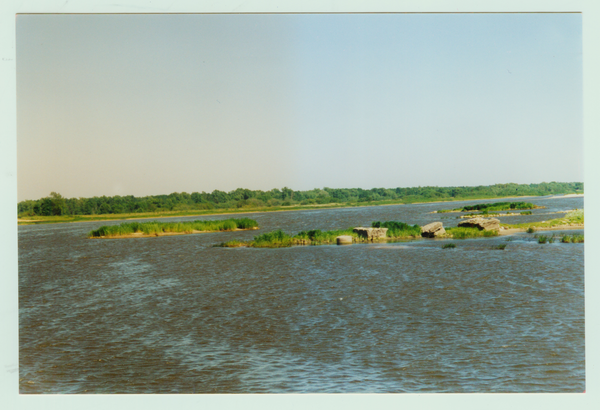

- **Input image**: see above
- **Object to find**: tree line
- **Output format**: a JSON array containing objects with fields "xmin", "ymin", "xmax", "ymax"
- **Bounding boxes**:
[{"xmin": 17, "ymin": 182, "xmax": 583, "ymax": 217}]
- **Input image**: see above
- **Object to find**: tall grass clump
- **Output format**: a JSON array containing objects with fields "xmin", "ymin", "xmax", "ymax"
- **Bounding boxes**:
[
  {"xmin": 495, "ymin": 244, "xmax": 507, "ymax": 250},
  {"xmin": 232, "ymin": 218, "xmax": 259, "ymax": 230},
  {"xmin": 251, "ymin": 229, "xmax": 294, "ymax": 248},
  {"xmin": 372, "ymin": 221, "xmax": 422, "ymax": 238},
  {"xmin": 88, "ymin": 218, "xmax": 259, "ymax": 238},
  {"xmin": 561, "ymin": 234, "xmax": 584, "ymax": 243},
  {"xmin": 293, "ymin": 228, "xmax": 357, "ymax": 245},
  {"xmin": 446, "ymin": 227, "xmax": 498, "ymax": 239},
  {"xmin": 442, "ymin": 243, "xmax": 456, "ymax": 249},
  {"xmin": 526, "ymin": 226, "xmax": 536, "ymax": 233}
]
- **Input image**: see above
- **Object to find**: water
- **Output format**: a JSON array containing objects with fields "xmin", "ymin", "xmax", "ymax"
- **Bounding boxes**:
[{"xmin": 18, "ymin": 196, "xmax": 584, "ymax": 393}]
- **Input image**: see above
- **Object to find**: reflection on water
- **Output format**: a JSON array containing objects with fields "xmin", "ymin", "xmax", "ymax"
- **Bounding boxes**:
[{"xmin": 19, "ymin": 196, "xmax": 584, "ymax": 393}]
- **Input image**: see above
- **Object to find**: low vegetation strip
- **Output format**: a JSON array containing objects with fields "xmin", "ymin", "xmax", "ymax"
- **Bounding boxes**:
[
  {"xmin": 561, "ymin": 234, "xmax": 584, "ymax": 243},
  {"xmin": 501, "ymin": 209, "xmax": 584, "ymax": 231},
  {"xmin": 438, "ymin": 201, "xmax": 541, "ymax": 214},
  {"xmin": 536, "ymin": 233, "xmax": 584, "ymax": 244},
  {"xmin": 445, "ymin": 227, "xmax": 499, "ymax": 239},
  {"xmin": 371, "ymin": 221, "xmax": 422, "ymax": 237},
  {"xmin": 88, "ymin": 218, "xmax": 258, "ymax": 238},
  {"xmin": 460, "ymin": 201, "xmax": 538, "ymax": 212},
  {"xmin": 216, "ymin": 220, "xmax": 499, "ymax": 248},
  {"xmin": 217, "ymin": 220, "xmax": 423, "ymax": 248}
]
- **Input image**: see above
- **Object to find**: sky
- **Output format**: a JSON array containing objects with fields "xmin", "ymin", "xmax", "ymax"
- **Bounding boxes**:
[{"xmin": 16, "ymin": 12, "xmax": 583, "ymax": 201}]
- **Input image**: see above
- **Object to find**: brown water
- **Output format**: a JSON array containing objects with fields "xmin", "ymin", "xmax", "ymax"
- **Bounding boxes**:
[{"xmin": 19, "ymin": 196, "xmax": 584, "ymax": 393}]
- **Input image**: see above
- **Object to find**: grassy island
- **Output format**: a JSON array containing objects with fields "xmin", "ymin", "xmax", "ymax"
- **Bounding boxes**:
[
  {"xmin": 437, "ymin": 201, "xmax": 542, "ymax": 214},
  {"xmin": 215, "ymin": 220, "xmax": 498, "ymax": 248},
  {"xmin": 217, "ymin": 220, "xmax": 422, "ymax": 248},
  {"xmin": 500, "ymin": 209, "xmax": 583, "ymax": 233},
  {"xmin": 88, "ymin": 218, "xmax": 258, "ymax": 238}
]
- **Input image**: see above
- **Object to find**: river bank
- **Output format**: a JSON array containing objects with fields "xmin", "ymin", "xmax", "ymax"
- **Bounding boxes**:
[{"xmin": 17, "ymin": 193, "xmax": 584, "ymax": 225}]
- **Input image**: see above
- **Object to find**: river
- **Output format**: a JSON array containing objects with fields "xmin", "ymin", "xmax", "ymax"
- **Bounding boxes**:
[{"xmin": 18, "ymin": 195, "xmax": 584, "ymax": 393}]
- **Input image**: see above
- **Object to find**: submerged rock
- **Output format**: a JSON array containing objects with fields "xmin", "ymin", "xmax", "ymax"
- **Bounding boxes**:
[
  {"xmin": 336, "ymin": 235, "xmax": 353, "ymax": 245},
  {"xmin": 421, "ymin": 222, "xmax": 446, "ymax": 238},
  {"xmin": 352, "ymin": 227, "xmax": 388, "ymax": 241},
  {"xmin": 458, "ymin": 217, "xmax": 500, "ymax": 231}
]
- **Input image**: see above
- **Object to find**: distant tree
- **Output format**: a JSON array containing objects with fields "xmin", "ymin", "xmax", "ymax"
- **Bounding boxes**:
[{"xmin": 40, "ymin": 192, "xmax": 66, "ymax": 216}]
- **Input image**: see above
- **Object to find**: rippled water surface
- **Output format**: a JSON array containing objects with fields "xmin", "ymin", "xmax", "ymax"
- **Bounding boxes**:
[{"xmin": 19, "ymin": 196, "xmax": 584, "ymax": 393}]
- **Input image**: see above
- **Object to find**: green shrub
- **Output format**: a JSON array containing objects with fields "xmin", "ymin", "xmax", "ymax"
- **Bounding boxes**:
[{"xmin": 442, "ymin": 243, "xmax": 456, "ymax": 249}]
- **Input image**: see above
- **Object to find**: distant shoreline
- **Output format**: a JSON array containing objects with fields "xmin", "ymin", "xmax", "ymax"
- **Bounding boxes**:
[{"xmin": 18, "ymin": 193, "xmax": 584, "ymax": 226}]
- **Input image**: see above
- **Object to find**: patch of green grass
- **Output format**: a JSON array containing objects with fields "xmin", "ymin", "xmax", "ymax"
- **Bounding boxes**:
[
  {"xmin": 445, "ymin": 227, "xmax": 499, "ymax": 239},
  {"xmin": 251, "ymin": 229, "xmax": 294, "ymax": 248},
  {"xmin": 520, "ymin": 211, "xmax": 533, "ymax": 215},
  {"xmin": 503, "ymin": 209, "xmax": 584, "ymax": 231},
  {"xmin": 442, "ymin": 243, "xmax": 456, "ymax": 249},
  {"xmin": 372, "ymin": 221, "xmax": 422, "ymax": 238},
  {"xmin": 293, "ymin": 228, "xmax": 359, "ymax": 245},
  {"xmin": 565, "ymin": 209, "xmax": 584, "ymax": 224},
  {"xmin": 495, "ymin": 244, "xmax": 507, "ymax": 250},
  {"xmin": 561, "ymin": 234, "xmax": 584, "ymax": 243}
]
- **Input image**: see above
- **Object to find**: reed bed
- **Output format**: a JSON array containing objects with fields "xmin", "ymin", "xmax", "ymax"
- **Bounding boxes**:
[
  {"xmin": 372, "ymin": 221, "xmax": 422, "ymax": 238},
  {"xmin": 252, "ymin": 230, "xmax": 295, "ymax": 248},
  {"xmin": 445, "ymin": 227, "xmax": 499, "ymax": 239},
  {"xmin": 561, "ymin": 234, "xmax": 584, "ymax": 243},
  {"xmin": 536, "ymin": 235, "xmax": 553, "ymax": 244},
  {"xmin": 217, "ymin": 220, "xmax": 420, "ymax": 248},
  {"xmin": 88, "ymin": 218, "xmax": 258, "ymax": 238},
  {"xmin": 293, "ymin": 229, "xmax": 358, "ymax": 245},
  {"xmin": 536, "ymin": 233, "xmax": 583, "ymax": 244}
]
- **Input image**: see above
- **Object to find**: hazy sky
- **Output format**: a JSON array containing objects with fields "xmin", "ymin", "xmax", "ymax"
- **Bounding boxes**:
[{"xmin": 16, "ymin": 13, "xmax": 582, "ymax": 201}]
